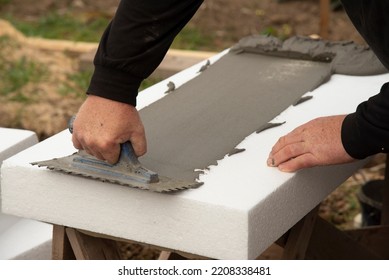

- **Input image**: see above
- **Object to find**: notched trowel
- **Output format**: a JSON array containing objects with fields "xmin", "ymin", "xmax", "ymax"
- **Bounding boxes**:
[{"xmin": 31, "ymin": 120, "xmax": 203, "ymax": 192}]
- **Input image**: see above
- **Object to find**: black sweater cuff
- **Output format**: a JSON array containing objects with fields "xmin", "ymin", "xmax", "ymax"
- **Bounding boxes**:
[
  {"xmin": 87, "ymin": 65, "xmax": 141, "ymax": 107},
  {"xmin": 341, "ymin": 113, "xmax": 368, "ymax": 159}
]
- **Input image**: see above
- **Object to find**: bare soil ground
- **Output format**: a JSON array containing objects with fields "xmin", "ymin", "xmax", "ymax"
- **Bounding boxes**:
[
  {"xmin": 1, "ymin": 0, "xmax": 365, "ymax": 48},
  {"xmin": 0, "ymin": 0, "xmax": 366, "ymax": 139},
  {"xmin": 0, "ymin": 0, "xmax": 383, "ymax": 259}
]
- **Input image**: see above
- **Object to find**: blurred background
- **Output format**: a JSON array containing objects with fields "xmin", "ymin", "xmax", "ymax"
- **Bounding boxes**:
[{"xmin": 0, "ymin": 0, "xmax": 384, "ymax": 259}]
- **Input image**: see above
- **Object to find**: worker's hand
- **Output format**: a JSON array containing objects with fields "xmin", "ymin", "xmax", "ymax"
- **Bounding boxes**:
[
  {"xmin": 267, "ymin": 115, "xmax": 355, "ymax": 172},
  {"xmin": 71, "ymin": 95, "xmax": 146, "ymax": 164}
]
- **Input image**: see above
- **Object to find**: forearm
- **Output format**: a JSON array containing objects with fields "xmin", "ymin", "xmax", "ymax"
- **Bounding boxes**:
[{"xmin": 87, "ymin": 0, "xmax": 203, "ymax": 106}]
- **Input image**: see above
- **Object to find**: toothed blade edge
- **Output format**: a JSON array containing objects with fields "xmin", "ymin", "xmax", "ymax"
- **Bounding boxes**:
[{"xmin": 31, "ymin": 162, "xmax": 202, "ymax": 193}]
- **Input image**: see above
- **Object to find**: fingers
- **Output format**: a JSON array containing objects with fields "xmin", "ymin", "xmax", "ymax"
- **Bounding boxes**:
[
  {"xmin": 74, "ymin": 136, "xmax": 145, "ymax": 165},
  {"xmin": 267, "ymin": 128, "xmax": 306, "ymax": 168},
  {"xmin": 129, "ymin": 132, "xmax": 147, "ymax": 157},
  {"xmin": 70, "ymin": 95, "xmax": 148, "ymax": 164},
  {"xmin": 72, "ymin": 128, "xmax": 145, "ymax": 164},
  {"xmin": 267, "ymin": 139, "xmax": 315, "ymax": 172},
  {"xmin": 276, "ymin": 153, "xmax": 317, "ymax": 172},
  {"xmin": 72, "ymin": 131, "xmax": 119, "ymax": 163},
  {"xmin": 72, "ymin": 133, "xmax": 82, "ymax": 150},
  {"xmin": 98, "ymin": 143, "xmax": 121, "ymax": 164},
  {"xmin": 269, "ymin": 130, "xmax": 304, "ymax": 155},
  {"xmin": 267, "ymin": 120, "xmax": 317, "ymax": 172},
  {"xmin": 267, "ymin": 115, "xmax": 353, "ymax": 172}
]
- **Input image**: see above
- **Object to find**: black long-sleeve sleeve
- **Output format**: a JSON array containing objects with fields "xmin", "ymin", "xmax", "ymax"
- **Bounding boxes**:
[
  {"xmin": 87, "ymin": 0, "xmax": 203, "ymax": 106},
  {"xmin": 341, "ymin": 0, "xmax": 389, "ymax": 158}
]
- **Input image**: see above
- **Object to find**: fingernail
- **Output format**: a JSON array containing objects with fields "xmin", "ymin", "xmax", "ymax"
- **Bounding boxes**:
[
  {"xmin": 278, "ymin": 164, "xmax": 291, "ymax": 172},
  {"xmin": 267, "ymin": 158, "xmax": 275, "ymax": 166}
]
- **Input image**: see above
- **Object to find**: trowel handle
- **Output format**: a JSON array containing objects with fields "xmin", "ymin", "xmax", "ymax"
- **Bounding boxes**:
[
  {"xmin": 68, "ymin": 115, "xmax": 76, "ymax": 134},
  {"xmin": 119, "ymin": 142, "xmax": 142, "ymax": 165},
  {"xmin": 67, "ymin": 116, "xmax": 140, "ymax": 164}
]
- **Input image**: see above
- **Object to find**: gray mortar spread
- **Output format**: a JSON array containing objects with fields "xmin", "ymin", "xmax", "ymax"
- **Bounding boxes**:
[{"xmin": 139, "ymin": 35, "xmax": 386, "ymax": 182}]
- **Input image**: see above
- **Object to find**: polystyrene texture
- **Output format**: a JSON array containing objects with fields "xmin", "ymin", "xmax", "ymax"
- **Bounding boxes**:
[
  {"xmin": 0, "ymin": 128, "xmax": 38, "ymax": 165},
  {"xmin": 1, "ymin": 58, "xmax": 387, "ymax": 259},
  {"xmin": 0, "ymin": 128, "xmax": 52, "ymax": 260}
]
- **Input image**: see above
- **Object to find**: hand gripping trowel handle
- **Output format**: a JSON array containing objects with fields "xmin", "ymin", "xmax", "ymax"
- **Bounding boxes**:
[
  {"xmin": 67, "ymin": 116, "xmax": 159, "ymax": 184},
  {"xmin": 32, "ymin": 117, "xmax": 201, "ymax": 191}
]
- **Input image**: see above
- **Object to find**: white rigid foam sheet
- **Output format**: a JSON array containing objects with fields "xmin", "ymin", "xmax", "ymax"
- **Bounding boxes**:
[
  {"xmin": 0, "ymin": 127, "xmax": 38, "ymax": 212},
  {"xmin": 0, "ymin": 128, "xmax": 52, "ymax": 260},
  {"xmin": 1, "ymin": 56, "xmax": 388, "ymax": 258},
  {"xmin": 0, "ymin": 128, "xmax": 38, "ymax": 166}
]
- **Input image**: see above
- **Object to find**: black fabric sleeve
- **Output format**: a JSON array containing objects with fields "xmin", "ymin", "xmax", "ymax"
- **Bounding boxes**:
[
  {"xmin": 342, "ymin": 83, "xmax": 389, "ymax": 159},
  {"xmin": 340, "ymin": 0, "xmax": 389, "ymax": 158},
  {"xmin": 87, "ymin": 0, "xmax": 203, "ymax": 106}
]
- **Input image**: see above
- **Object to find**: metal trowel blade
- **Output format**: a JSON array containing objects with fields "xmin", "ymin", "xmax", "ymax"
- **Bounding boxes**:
[{"xmin": 31, "ymin": 143, "xmax": 202, "ymax": 193}]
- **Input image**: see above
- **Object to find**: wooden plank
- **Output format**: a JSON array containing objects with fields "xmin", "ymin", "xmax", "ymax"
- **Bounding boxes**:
[
  {"xmin": 52, "ymin": 225, "xmax": 75, "ymax": 260},
  {"xmin": 256, "ymin": 244, "xmax": 283, "ymax": 260},
  {"xmin": 282, "ymin": 206, "xmax": 319, "ymax": 259},
  {"xmin": 382, "ymin": 155, "xmax": 389, "ymax": 225},
  {"xmin": 345, "ymin": 225, "xmax": 389, "ymax": 259},
  {"xmin": 319, "ymin": 0, "xmax": 330, "ymax": 39},
  {"xmin": 158, "ymin": 251, "xmax": 188, "ymax": 260},
  {"xmin": 305, "ymin": 217, "xmax": 381, "ymax": 259},
  {"xmin": 158, "ymin": 251, "xmax": 171, "ymax": 260},
  {"xmin": 77, "ymin": 229, "xmax": 211, "ymax": 259},
  {"xmin": 66, "ymin": 228, "xmax": 121, "ymax": 260}
]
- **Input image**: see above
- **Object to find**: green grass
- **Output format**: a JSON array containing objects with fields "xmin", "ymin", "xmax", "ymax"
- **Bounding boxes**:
[
  {"xmin": 0, "ymin": 13, "xmax": 205, "ymax": 102},
  {"xmin": 3, "ymin": 12, "xmax": 214, "ymax": 50},
  {"xmin": 0, "ymin": 0, "xmax": 10, "ymax": 6},
  {"xmin": 261, "ymin": 24, "xmax": 292, "ymax": 41},
  {"xmin": 140, "ymin": 77, "xmax": 161, "ymax": 91},
  {"xmin": 59, "ymin": 70, "xmax": 93, "ymax": 98},
  {"xmin": 172, "ymin": 26, "xmax": 214, "ymax": 51},
  {"xmin": 0, "ymin": 57, "xmax": 47, "ymax": 101},
  {"xmin": 58, "ymin": 69, "xmax": 160, "ymax": 98},
  {"xmin": 0, "ymin": 34, "xmax": 17, "ymax": 48},
  {"xmin": 4, "ymin": 12, "xmax": 110, "ymax": 42},
  {"xmin": 0, "ymin": 56, "xmax": 47, "ymax": 102}
]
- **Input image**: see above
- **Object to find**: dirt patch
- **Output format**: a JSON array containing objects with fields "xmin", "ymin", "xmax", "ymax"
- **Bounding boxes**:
[
  {"xmin": 0, "ymin": 0, "xmax": 119, "ymax": 19},
  {"xmin": 0, "ymin": 0, "xmax": 366, "ymax": 140},
  {"xmin": 0, "ymin": 20, "xmax": 84, "ymax": 139},
  {"xmin": 1, "ymin": 0, "xmax": 364, "ymax": 50},
  {"xmin": 190, "ymin": 0, "xmax": 364, "ymax": 50}
]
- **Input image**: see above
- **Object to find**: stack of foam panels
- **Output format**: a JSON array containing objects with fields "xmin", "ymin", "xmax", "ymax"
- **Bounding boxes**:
[
  {"xmin": 1, "ymin": 51, "xmax": 388, "ymax": 259},
  {"xmin": 0, "ymin": 128, "xmax": 52, "ymax": 259}
]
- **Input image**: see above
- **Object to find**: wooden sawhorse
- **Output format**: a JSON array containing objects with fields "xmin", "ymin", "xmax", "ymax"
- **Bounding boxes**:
[
  {"xmin": 51, "ymin": 208, "xmax": 389, "ymax": 260},
  {"xmin": 52, "ymin": 158, "xmax": 389, "ymax": 260}
]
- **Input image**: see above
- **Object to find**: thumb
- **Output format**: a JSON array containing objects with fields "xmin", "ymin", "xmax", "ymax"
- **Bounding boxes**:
[{"xmin": 101, "ymin": 143, "xmax": 121, "ymax": 164}]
